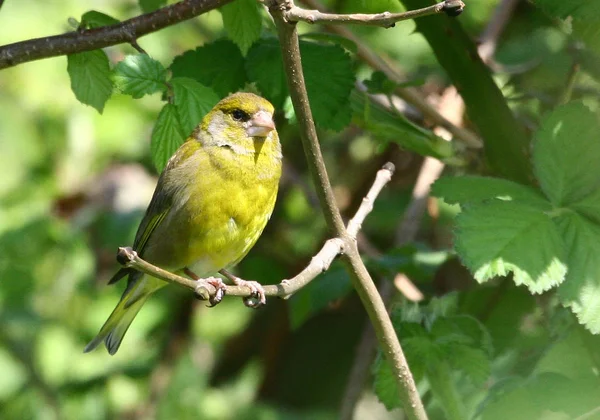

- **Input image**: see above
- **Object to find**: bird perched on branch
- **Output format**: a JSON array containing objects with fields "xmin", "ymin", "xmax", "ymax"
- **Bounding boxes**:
[{"xmin": 85, "ymin": 92, "xmax": 282, "ymax": 355}]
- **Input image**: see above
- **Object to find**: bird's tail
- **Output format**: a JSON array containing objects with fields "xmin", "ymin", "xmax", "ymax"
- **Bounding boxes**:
[{"xmin": 84, "ymin": 272, "xmax": 154, "ymax": 355}]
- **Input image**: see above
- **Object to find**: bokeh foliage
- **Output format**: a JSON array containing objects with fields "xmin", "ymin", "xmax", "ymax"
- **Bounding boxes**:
[{"xmin": 1, "ymin": 0, "xmax": 600, "ymax": 419}]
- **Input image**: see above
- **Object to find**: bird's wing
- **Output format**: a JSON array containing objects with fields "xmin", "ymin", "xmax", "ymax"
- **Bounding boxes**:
[{"xmin": 108, "ymin": 141, "xmax": 199, "ymax": 285}]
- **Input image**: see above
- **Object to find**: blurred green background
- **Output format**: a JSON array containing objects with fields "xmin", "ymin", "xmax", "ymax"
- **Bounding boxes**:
[{"xmin": 2, "ymin": 0, "xmax": 598, "ymax": 419}]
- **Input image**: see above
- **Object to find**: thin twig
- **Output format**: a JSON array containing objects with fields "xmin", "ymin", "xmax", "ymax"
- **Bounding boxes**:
[
  {"xmin": 269, "ymin": 0, "xmax": 427, "ymax": 418},
  {"xmin": 286, "ymin": 1, "xmax": 465, "ymax": 27},
  {"xmin": 0, "ymin": 0, "xmax": 233, "ymax": 70},
  {"xmin": 298, "ymin": 0, "xmax": 482, "ymax": 150},
  {"xmin": 116, "ymin": 163, "xmax": 395, "ymax": 301}
]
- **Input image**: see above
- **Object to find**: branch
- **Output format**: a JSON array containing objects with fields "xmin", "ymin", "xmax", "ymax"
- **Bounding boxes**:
[
  {"xmin": 285, "ymin": 0, "xmax": 465, "ymax": 27},
  {"xmin": 116, "ymin": 163, "xmax": 395, "ymax": 301},
  {"xmin": 269, "ymin": 0, "xmax": 427, "ymax": 418},
  {"xmin": 0, "ymin": 0, "xmax": 233, "ymax": 70}
]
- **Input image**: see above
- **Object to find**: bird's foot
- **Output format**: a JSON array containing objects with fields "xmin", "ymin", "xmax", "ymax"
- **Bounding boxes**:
[
  {"xmin": 204, "ymin": 276, "xmax": 227, "ymax": 307},
  {"xmin": 185, "ymin": 267, "xmax": 227, "ymax": 307},
  {"xmin": 219, "ymin": 269, "xmax": 266, "ymax": 308}
]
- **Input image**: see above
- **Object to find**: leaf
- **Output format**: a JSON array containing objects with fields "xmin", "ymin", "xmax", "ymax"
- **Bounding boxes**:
[
  {"xmin": 288, "ymin": 264, "xmax": 352, "ymax": 329},
  {"xmin": 299, "ymin": 32, "xmax": 358, "ymax": 54},
  {"xmin": 139, "ymin": 0, "xmax": 167, "ymax": 13},
  {"xmin": 112, "ymin": 54, "xmax": 167, "ymax": 99},
  {"xmin": 532, "ymin": 0, "xmax": 600, "ymax": 20},
  {"xmin": 445, "ymin": 344, "xmax": 491, "ymax": 385},
  {"xmin": 373, "ymin": 334, "xmax": 433, "ymax": 410},
  {"xmin": 534, "ymin": 324, "xmax": 600, "ymax": 380},
  {"xmin": 533, "ymin": 102, "xmax": 600, "ymax": 206},
  {"xmin": 351, "ymin": 89, "xmax": 455, "ymax": 159},
  {"xmin": 479, "ymin": 372, "xmax": 599, "ymax": 420},
  {"xmin": 170, "ymin": 77, "xmax": 220, "ymax": 135},
  {"xmin": 170, "ymin": 40, "xmax": 248, "ymax": 97},
  {"xmin": 80, "ymin": 10, "xmax": 120, "ymax": 29},
  {"xmin": 246, "ymin": 38, "xmax": 355, "ymax": 131},
  {"xmin": 67, "ymin": 50, "xmax": 113, "ymax": 113},
  {"xmin": 151, "ymin": 103, "xmax": 186, "ymax": 172},
  {"xmin": 455, "ymin": 200, "xmax": 567, "ymax": 293},
  {"xmin": 220, "ymin": 0, "xmax": 263, "ymax": 56},
  {"xmin": 246, "ymin": 39, "xmax": 287, "ymax": 107},
  {"xmin": 373, "ymin": 355, "xmax": 402, "ymax": 410},
  {"xmin": 363, "ymin": 71, "xmax": 425, "ymax": 95},
  {"xmin": 432, "ymin": 176, "xmax": 550, "ymax": 209},
  {"xmin": 555, "ymin": 212, "xmax": 600, "ymax": 333}
]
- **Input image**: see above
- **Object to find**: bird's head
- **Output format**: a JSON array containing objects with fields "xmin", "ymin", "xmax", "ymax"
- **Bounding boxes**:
[{"xmin": 199, "ymin": 92, "xmax": 277, "ymax": 154}]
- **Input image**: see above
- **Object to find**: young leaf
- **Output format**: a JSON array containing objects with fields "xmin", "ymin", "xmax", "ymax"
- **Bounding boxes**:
[
  {"xmin": 67, "ymin": 50, "xmax": 113, "ymax": 113},
  {"xmin": 220, "ymin": 0, "xmax": 263, "ymax": 56},
  {"xmin": 170, "ymin": 78, "xmax": 220, "ymax": 135},
  {"xmin": 432, "ymin": 176, "xmax": 550, "ymax": 209},
  {"xmin": 112, "ymin": 54, "xmax": 167, "ymax": 99},
  {"xmin": 533, "ymin": 102, "xmax": 600, "ymax": 206},
  {"xmin": 555, "ymin": 212, "xmax": 600, "ymax": 333},
  {"xmin": 170, "ymin": 40, "xmax": 248, "ymax": 97},
  {"xmin": 455, "ymin": 200, "xmax": 567, "ymax": 293},
  {"xmin": 151, "ymin": 103, "xmax": 185, "ymax": 172},
  {"xmin": 80, "ymin": 10, "xmax": 120, "ymax": 29}
]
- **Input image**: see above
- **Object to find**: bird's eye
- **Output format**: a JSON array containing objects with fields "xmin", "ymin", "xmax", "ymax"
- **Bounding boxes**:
[{"xmin": 231, "ymin": 109, "xmax": 250, "ymax": 122}]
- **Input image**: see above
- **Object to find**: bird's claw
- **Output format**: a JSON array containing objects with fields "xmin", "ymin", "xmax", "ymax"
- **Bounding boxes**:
[
  {"xmin": 236, "ymin": 280, "xmax": 266, "ymax": 308},
  {"xmin": 205, "ymin": 277, "xmax": 227, "ymax": 307}
]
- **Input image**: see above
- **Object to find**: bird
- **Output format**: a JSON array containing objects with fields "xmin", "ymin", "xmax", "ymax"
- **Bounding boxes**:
[{"xmin": 84, "ymin": 92, "xmax": 282, "ymax": 355}]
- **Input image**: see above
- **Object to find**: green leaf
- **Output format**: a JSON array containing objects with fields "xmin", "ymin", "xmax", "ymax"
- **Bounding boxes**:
[
  {"xmin": 479, "ymin": 373, "xmax": 599, "ymax": 420},
  {"xmin": 432, "ymin": 176, "xmax": 550, "ymax": 208},
  {"xmin": 373, "ymin": 333, "xmax": 433, "ymax": 410},
  {"xmin": 535, "ymin": 324, "xmax": 600, "ymax": 380},
  {"xmin": 246, "ymin": 39, "xmax": 287, "ymax": 107},
  {"xmin": 220, "ymin": 0, "xmax": 263, "ymax": 56},
  {"xmin": 299, "ymin": 32, "xmax": 358, "ymax": 54},
  {"xmin": 532, "ymin": 0, "xmax": 600, "ymax": 20},
  {"xmin": 246, "ymin": 38, "xmax": 355, "ymax": 131},
  {"xmin": 151, "ymin": 103, "xmax": 186, "ymax": 172},
  {"xmin": 288, "ymin": 264, "xmax": 352, "ymax": 329},
  {"xmin": 555, "ymin": 212, "xmax": 600, "ymax": 333},
  {"xmin": 351, "ymin": 89, "xmax": 455, "ymax": 159},
  {"xmin": 67, "ymin": 50, "xmax": 113, "ymax": 113},
  {"xmin": 363, "ymin": 71, "xmax": 424, "ymax": 95},
  {"xmin": 139, "ymin": 0, "xmax": 167, "ymax": 13},
  {"xmin": 455, "ymin": 200, "xmax": 567, "ymax": 293},
  {"xmin": 170, "ymin": 40, "xmax": 248, "ymax": 97},
  {"xmin": 170, "ymin": 77, "xmax": 220, "ymax": 135},
  {"xmin": 373, "ymin": 354, "xmax": 402, "ymax": 410},
  {"xmin": 533, "ymin": 102, "xmax": 600, "ymax": 206},
  {"xmin": 112, "ymin": 54, "xmax": 167, "ymax": 99},
  {"xmin": 80, "ymin": 10, "xmax": 120, "ymax": 29}
]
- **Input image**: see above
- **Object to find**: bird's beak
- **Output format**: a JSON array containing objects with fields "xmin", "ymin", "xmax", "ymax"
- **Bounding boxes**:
[{"xmin": 247, "ymin": 110, "xmax": 275, "ymax": 137}]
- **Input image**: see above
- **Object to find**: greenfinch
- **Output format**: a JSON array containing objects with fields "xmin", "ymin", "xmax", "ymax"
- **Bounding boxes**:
[{"xmin": 85, "ymin": 92, "xmax": 282, "ymax": 355}]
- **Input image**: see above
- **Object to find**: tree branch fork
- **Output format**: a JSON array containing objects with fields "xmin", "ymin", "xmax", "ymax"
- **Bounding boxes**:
[{"xmin": 115, "ymin": 163, "xmax": 395, "ymax": 306}]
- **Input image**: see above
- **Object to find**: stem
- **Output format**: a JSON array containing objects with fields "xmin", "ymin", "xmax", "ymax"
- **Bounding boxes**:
[
  {"xmin": 286, "ymin": 1, "xmax": 464, "ymax": 27},
  {"xmin": 269, "ymin": 2, "xmax": 427, "ymax": 419}
]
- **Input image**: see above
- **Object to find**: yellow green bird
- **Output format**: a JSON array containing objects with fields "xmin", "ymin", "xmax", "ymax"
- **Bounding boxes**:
[{"xmin": 85, "ymin": 92, "xmax": 282, "ymax": 355}]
